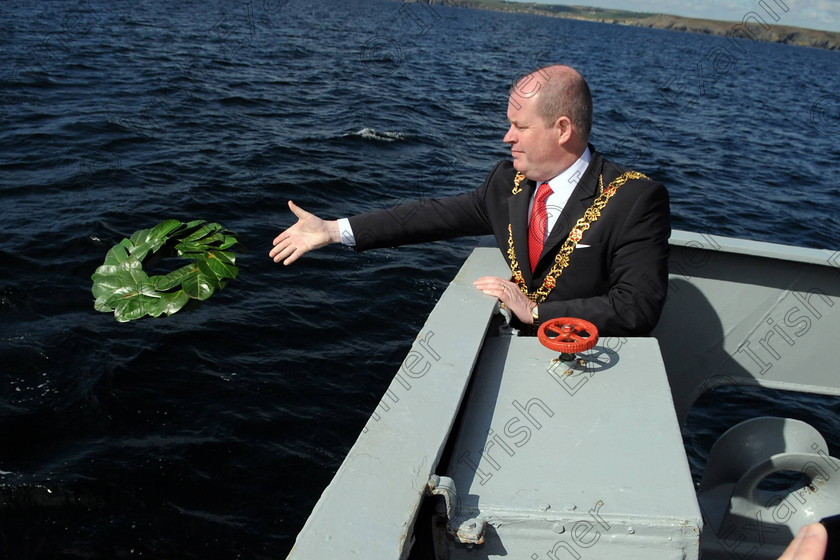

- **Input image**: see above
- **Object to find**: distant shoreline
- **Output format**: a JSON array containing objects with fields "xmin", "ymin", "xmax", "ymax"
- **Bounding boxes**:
[{"xmin": 402, "ymin": 0, "xmax": 840, "ymax": 51}]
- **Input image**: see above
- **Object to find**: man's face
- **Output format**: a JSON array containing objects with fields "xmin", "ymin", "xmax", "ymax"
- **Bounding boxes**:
[{"xmin": 503, "ymin": 92, "xmax": 562, "ymax": 182}]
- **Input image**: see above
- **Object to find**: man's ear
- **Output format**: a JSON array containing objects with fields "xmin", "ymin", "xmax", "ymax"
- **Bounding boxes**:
[{"xmin": 554, "ymin": 115, "xmax": 574, "ymax": 145}]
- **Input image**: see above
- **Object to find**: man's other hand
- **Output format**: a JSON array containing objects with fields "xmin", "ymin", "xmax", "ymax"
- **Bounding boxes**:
[{"xmin": 474, "ymin": 276, "xmax": 536, "ymax": 325}]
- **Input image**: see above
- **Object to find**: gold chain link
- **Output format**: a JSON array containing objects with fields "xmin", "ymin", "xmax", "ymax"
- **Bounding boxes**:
[{"xmin": 507, "ymin": 171, "xmax": 649, "ymax": 303}]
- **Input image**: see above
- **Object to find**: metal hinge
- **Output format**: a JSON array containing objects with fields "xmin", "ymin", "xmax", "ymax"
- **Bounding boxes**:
[{"xmin": 427, "ymin": 475, "xmax": 486, "ymax": 546}]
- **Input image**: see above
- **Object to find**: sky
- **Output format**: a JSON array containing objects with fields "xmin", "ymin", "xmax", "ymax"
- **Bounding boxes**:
[{"xmin": 507, "ymin": 0, "xmax": 840, "ymax": 33}]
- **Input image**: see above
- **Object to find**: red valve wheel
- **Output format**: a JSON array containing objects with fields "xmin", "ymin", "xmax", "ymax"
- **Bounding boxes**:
[{"xmin": 538, "ymin": 317, "xmax": 599, "ymax": 354}]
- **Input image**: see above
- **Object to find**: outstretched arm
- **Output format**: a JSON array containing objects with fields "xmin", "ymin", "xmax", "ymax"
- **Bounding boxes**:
[{"xmin": 269, "ymin": 201, "xmax": 341, "ymax": 265}]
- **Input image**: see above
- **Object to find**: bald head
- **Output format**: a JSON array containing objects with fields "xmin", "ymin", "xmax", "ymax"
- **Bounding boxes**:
[{"xmin": 511, "ymin": 65, "xmax": 593, "ymax": 147}]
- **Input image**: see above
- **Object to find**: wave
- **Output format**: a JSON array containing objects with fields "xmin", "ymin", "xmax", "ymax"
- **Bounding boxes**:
[{"xmin": 346, "ymin": 127, "xmax": 407, "ymax": 143}]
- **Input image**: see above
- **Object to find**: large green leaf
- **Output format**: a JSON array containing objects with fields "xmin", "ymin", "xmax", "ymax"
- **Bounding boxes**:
[
  {"xmin": 180, "ymin": 222, "xmax": 221, "ymax": 243},
  {"xmin": 150, "ymin": 262, "xmax": 195, "ymax": 291},
  {"xmin": 180, "ymin": 263, "xmax": 216, "ymax": 300},
  {"xmin": 148, "ymin": 290, "xmax": 190, "ymax": 317},
  {"xmin": 127, "ymin": 219, "xmax": 185, "ymax": 261},
  {"xmin": 113, "ymin": 293, "xmax": 159, "ymax": 323},
  {"xmin": 219, "ymin": 235, "xmax": 239, "ymax": 250},
  {"xmin": 149, "ymin": 219, "xmax": 185, "ymax": 239},
  {"xmin": 103, "ymin": 239, "xmax": 133, "ymax": 266},
  {"xmin": 204, "ymin": 251, "xmax": 238, "ymax": 280}
]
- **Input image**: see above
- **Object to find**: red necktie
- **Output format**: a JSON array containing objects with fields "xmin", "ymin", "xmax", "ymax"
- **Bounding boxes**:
[{"xmin": 529, "ymin": 182, "xmax": 552, "ymax": 273}]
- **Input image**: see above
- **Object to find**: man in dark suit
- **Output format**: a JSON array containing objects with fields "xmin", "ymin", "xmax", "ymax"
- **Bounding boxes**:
[{"xmin": 270, "ymin": 65, "xmax": 670, "ymax": 336}]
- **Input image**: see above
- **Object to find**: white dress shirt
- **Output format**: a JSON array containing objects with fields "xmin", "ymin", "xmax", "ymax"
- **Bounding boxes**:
[{"xmin": 528, "ymin": 146, "xmax": 591, "ymax": 244}]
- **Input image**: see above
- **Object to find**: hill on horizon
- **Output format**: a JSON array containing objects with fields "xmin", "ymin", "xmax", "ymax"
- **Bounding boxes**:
[{"xmin": 403, "ymin": 0, "xmax": 840, "ymax": 50}]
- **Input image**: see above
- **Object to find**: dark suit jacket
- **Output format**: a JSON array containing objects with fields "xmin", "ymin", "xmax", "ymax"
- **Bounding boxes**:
[{"xmin": 348, "ymin": 147, "xmax": 671, "ymax": 336}]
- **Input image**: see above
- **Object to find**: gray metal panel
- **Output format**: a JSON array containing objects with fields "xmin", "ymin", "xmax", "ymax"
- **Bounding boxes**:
[
  {"xmin": 670, "ymin": 230, "xmax": 838, "ymax": 267},
  {"xmin": 653, "ymin": 233, "xmax": 840, "ymax": 424},
  {"xmin": 287, "ymin": 247, "xmax": 510, "ymax": 559},
  {"xmin": 442, "ymin": 336, "xmax": 702, "ymax": 559}
]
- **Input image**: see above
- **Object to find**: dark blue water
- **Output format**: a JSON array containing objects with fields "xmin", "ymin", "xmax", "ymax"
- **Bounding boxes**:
[{"xmin": 1, "ymin": 0, "xmax": 839, "ymax": 557}]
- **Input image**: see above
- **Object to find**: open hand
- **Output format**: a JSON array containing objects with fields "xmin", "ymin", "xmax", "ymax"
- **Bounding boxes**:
[{"xmin": 269, "ymin": 201, "xmax": 340, "ymax": 265}]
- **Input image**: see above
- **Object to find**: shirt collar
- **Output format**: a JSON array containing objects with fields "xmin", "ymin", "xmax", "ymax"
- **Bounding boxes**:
[{"xmin": 543, "ymin": 146, "xmax": 592, "ymax": 193}]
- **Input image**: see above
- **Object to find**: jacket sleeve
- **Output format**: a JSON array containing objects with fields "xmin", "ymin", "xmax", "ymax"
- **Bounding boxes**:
[{"xmin": 346, "ymin": 161, "xmax": 507, "ymax": 252}]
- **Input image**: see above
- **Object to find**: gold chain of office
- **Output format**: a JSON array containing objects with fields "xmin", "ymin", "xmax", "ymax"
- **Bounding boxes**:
[{"xmin": 507, "ymin": 170, "xmax": 649, "ymax": 303}]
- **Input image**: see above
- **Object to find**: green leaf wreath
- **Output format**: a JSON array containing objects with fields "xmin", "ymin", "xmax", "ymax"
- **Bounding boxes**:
[{"xmin": 91, "ymin": 219, "xmax": 242, "ymax": 322}]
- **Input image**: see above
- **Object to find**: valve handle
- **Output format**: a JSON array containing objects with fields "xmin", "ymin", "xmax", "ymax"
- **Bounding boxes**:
[{"xmin": 538, "ymin": 317, "xmax": 599, "ymax": 354}]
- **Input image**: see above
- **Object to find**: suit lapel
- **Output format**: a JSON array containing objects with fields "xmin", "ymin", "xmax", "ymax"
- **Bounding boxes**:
[
  {"xmin": 509, "ymin": 178, "xmax": 536, "ymax": 285},
  {"xmin": 539, "ymin": 150, "xmax": 603, "ymax": 273}
]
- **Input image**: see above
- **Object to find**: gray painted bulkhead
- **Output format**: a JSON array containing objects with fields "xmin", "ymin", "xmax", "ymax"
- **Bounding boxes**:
[{"xmin": 654, "ymin": 231, "xmax": 840, "ymax": 424}]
